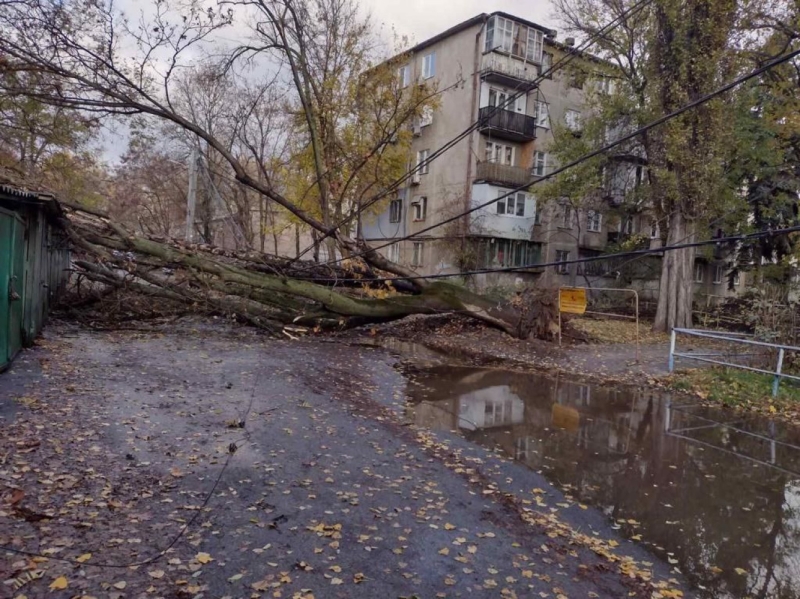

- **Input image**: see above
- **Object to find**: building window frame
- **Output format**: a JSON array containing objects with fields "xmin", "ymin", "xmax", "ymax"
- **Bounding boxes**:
[
  {"xmin": 713, "ymin": 264, "xmax": 724, "ymax": 285},
  {"xmin": 398, "ymin": 65, "xmax": 410, "ymax": 88},
  {"xmin": 412, "ymin": 196, "xmax": 427, "ymax": 221},
  {"xmin": 416, "ymin": 149, "xmax": 430, "ymax": 175},
  {"xmin": 587, "ymin": 210, "xmax": 602, "ymax": 233},
  {"xmin": 411, "ymin": 241, "xmax": 424, "ymax": 267},
  {"xmin": 496, "ymin": 191, "xmax": 527, "ymax": 217},
  {"xmin": 533, "ymin": 151, "xmax": 548, "ymax": 177},
  {"xmin": 387, "ymin": 242, "xmax": 400, "ymax": 263},
  {"xmin": 694, "ymin": 262, "xmax": 704, "ymax": 283},
  {"xmin": 555, "ymin": 250, "xmax": 570, "ymax": 274},
  {"xmin": 560, "ymin": 204, "xmax": 572, "ymax": 229},
  {"xmin": 533, "ymin": 101, "xmax": 549, "ymax": 128},
  {"xmin": 422, "ymin": 52, "xmax": 436, "ymax": 80},
  {"xmin": 389, "ymin": 199, "xmax": 402, "ymax": 223}
]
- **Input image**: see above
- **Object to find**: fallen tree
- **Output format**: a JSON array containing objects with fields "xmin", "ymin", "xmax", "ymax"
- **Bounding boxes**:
[{"xmin": 62, "ymin": 204, "xmax": 554, "ymax": 338}]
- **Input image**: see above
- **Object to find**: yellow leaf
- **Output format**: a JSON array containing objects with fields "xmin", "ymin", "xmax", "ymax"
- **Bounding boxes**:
[
  {"xmin": 331, "ymin": 577, "xmax": 343, "ymax": 585},
  {"xmin": 195, "ymin": 552, "xmax": 213, "ymax": 564},
  {"xmin": 148, "ymin": 570, "xmax": 165, "ymax": 579},
  {"xmin": 444, "ymin": 523, "xmax": 456, "ymax": 531},
  {"xmin": 353, "ymin": 573, "xmax": 366, "ymax": 584},
  {"xmin": 49, "ymin": 576, "xmax": 68, "ymax": 590},
  {"xmin": 608, "ymin": 540, "xmax": 619, "ymax": 548},
  {"xmin": 467, "ymin": 545, "xmax": 477, "ymax": 554},
  {"xmin": 438, "ymin": 548, "xmax": 450, "ymax": 556},
  {"xmin": 76, "ymin": 553, "xmax": 92, "ymax": 563},
  {"xmin": 734, "ymin": 568, "xmax": 747, "ymax": 576},
  {"xmin": 113, "ymin": 581, "xmax": 127, "ymax": 590}
]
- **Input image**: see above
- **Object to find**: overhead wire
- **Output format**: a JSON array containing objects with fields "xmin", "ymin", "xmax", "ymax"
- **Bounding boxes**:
[
  {"xmin": 294, "ymin": 225, "xmax": 800, "ymax": 283},
  {"xmin": 0, "ymin": 373, "xmax": 262, "ymax": 569},
  {"xmin": 292, "ymin": 0, "xmax": 657, "ymax": 264},
  {"xmin": 306, "ymin": 45, "xmax": 800, "ymax": 274}
]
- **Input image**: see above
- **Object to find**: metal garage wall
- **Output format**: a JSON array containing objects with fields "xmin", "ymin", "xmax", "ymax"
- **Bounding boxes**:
[{"xmin": 1, "ymin": 206, "xmax": 26, "ymax": 370}]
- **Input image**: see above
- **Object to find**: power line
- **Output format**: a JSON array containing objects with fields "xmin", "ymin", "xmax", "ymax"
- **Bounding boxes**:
[
  {"xmin": 293, "ymin": 0, "xmax": 656, "ymax": 263},
  {"xmin": 327, "ymin": 45, "xmax": 800, "ymax": 270},
  {"xmin": 297, "ymin": 225, "xmax": 800, "ymax": 283}
]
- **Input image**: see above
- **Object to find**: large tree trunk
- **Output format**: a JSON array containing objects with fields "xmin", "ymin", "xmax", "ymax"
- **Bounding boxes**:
[
  {"xmin": 63, "ymin": 207, "xmax": 536, "ymax": 338},
  {"xmin": 654, "ymin": 212, "xmax": 695, "ymax": 332}
]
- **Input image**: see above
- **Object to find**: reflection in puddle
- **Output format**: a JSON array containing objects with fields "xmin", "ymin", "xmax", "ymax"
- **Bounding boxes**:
[{"xmin": 405, "ymin": 365, "xmax": 800, "ymax": 599}]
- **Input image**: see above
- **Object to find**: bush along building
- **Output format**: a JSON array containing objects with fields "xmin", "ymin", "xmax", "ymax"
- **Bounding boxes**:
[{"xmin": 362, "ymin": 11, "xmax": 749, "ymax": 303}]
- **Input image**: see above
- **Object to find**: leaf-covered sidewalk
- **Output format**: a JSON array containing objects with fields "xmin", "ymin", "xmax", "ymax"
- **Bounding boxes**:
[{"xmin": 2, "ymin": 321, "xmax": 689, "ymax": 598}]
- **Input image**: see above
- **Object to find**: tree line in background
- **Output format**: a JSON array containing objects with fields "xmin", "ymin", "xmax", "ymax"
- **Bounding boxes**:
[{"xmin": 0, "ymin": 0, "xmax": 797, "ymax": 336}]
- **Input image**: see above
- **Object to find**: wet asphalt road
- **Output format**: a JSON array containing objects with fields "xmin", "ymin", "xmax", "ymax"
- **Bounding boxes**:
[{"xmin": 0, "ymin": 322, "xmax": 690, "ymax": 598}]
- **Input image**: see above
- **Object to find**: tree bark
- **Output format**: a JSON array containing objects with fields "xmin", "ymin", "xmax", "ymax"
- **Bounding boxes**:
[
  {"xmin": 63, "ymin": 209, "xmax": 535, "ymax": 338},
  {"xmin": 654, "ymin": 212, "xmax": 695, "ymax": 332}
]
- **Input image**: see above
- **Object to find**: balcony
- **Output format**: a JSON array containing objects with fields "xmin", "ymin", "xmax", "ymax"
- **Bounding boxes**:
[
  {"xmin": 478, "ymin": 107, "xmax": 537, "ymax": 142},
  {"xmin": 481, "ymin": 53, "xmax": 539, "ymax": 87},
  {"xmin": 475, "ymin": 161, "xmax": 531, "ymax": 188}
]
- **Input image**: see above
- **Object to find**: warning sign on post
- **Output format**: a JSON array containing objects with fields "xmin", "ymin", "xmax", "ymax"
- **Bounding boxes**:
[{"xmin": 559, "ymin": 287, "xmax": 587, "ymax": 315}]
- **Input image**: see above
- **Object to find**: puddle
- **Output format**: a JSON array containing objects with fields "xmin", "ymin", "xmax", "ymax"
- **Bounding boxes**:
[{"xmin": 403, "ymin": 364, "xmax": 800, "ymax": 599}]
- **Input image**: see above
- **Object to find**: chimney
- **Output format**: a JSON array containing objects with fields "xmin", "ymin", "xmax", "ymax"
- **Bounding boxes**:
[{"xmin": 565, "ymin": 37, "xmax": 576, "ymax": 47}]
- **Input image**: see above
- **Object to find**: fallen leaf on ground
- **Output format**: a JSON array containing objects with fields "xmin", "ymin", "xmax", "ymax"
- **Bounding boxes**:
[{"xmin": 49, "ymin": 576, "xmax": 68, "ymax": 590}]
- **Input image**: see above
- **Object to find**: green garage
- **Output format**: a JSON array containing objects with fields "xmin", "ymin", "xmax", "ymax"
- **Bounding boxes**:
[{"xmin": 0, "ymin": 173, "xmax": 70, "ymax": 371}]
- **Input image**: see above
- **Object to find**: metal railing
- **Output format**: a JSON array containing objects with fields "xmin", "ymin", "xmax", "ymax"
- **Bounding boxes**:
[
  {"xmin": 478, "ymin": 107, "xmax": 537, "ymax": 141},
  {"xmin": 668, "ymin": 328, "xmax": 800, "ymax": 396}
]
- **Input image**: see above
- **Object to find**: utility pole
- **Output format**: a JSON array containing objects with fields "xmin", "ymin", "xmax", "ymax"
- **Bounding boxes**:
[{"xmin": 185, "ymin": 146, "xmax": 198, "ymax": 243}]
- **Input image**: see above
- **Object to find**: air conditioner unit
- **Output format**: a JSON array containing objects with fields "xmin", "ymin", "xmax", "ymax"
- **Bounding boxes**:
[
  {"xmin": 411, "ymin": 172, "xmax": 421, "ymax": 185},
  {"xmin": 412, "ymin": 120, "xmax": 422, "ymax": 137}
]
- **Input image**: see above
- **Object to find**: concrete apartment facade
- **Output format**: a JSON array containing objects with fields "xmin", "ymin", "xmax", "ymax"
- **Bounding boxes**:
[{"xmin": 362, "ymin": 11, "xmax": 746, "ymax": 302}]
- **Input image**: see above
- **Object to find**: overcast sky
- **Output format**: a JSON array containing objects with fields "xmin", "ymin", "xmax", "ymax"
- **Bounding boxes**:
[{"xmin": 365, "ymin": 0, "xmax": 556, "ymax": 45}]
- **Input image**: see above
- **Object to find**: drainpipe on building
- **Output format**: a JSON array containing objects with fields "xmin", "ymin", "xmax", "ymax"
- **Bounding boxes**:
[{"xmin": 462, "ymin": 19, "xmax": 486, "ymax": 263}]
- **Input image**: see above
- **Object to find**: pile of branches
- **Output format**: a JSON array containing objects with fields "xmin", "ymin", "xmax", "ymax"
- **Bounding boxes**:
[{"xmin": 59, "ymin": 204, "xmax": 558, "ymax": 339}]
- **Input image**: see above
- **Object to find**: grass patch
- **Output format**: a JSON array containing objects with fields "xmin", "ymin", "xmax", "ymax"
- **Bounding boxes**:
[
  {"xmin": 669, "ymin": 367, "xmax": 800, "ymax": 413},
  {"xmin": 569, "ymin": 317, "xmax": 669, "ymax": 345}
]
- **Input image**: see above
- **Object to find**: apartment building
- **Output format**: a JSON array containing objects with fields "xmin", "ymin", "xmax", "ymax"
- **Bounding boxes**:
[{"xmin": 362, "ymin": 11, "xmax": 747, "ymax": 300}]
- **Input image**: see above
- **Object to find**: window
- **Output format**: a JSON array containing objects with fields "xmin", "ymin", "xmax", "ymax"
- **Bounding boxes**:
[
  {"xmin": 587, "ymin": 210, "xmax": 602, "ymax": 233},
  {"xmin": 484, "ymin": 142, "xmax": 515, "ymax": 165},
  {"xmin": 485, "ymin": 16, "xmax": 544, "ymax": 63},
  {"xmin": 619, "ymin": 217, "xmax": 633, "ymax": 235},
  {"xmin": 534, "ymin": 206, "xmax": 542, "ymax": 225},
  {"xmin": 694, "ymin": 263, "xmax": 704, "ymax": 283},
  {"xmin": 412, "ymin": 242, "xmax": 424, "ymax": 267},
  {"xmin": 556, "ymin": 250, "xmax": 570, "ymax": 274},
  {"xmin": 422, "ymin": 52, "xmax": 436, "ymax": 79},
  {"xmin": 650, "ymin": 220, "xmax": 660, "ymax": 239},
  {"xmin": 484, "ymin": 398, "xmax": 514, "ymax": 426},
  {"xmin": 389, "ymin": 199, "xmax": 402, "ymax": 223},
  {"xmin": 526, "ymin": 28, "xmax": 544, "ymax": 63},
  {"xmin": 496, "ymin": 191, "xmax": 527, "ymax": 217},
  {"xmin": 533, "ymin": 151, "xmax": 548, "ymax": 177},
  {"xmin": 713, "ymin": 265, "xmax": 724, "ymax": 284},
  {"xmin": 599, "ymin": 77, "xmax": 616, "ymax": 95},
  {"xmin": 488, "ymin": 87, "xmax": 524, "ymax": 112},
  {"xmin": 412, "ymin": 196, "xmax": 427, "ymax": 221},
  {"xmin": 416, "ymin": 149, "xmax": 430, "ymax": 175},
  {"xmin": 398, "ymin": 65, "xmax": 410, "ymax": 88},
  {"xmin": 540, "ymin": 52, "xmax": 553, "ymax": 76},
  {"xmin": 485, "ymin": 16, "xmax": 514, "ymax": 53},
  {"xmin": 387, "ymin": 242, "xmax": 400, "ymax": 263},
  {"xmin": 565, "ymin": 109, "xmax": 582, "ymax": 131},
  {"xmin": 733, "ymin": 272, "xmax": 741, "ymax": 286},
  {"xmin": 561, "ymin": 204, "xmax": 572, "ymax": 228},
  {"xmin": 420, "ymin": 105, "xmax": 433, "ymax": 127},
  {"xmin": 533, "ymin": 101, "xmax": 549, "ymax": 128},
  {"xmin": 481, "ymin": 238, "xmax": 540, "ymax": 267}
]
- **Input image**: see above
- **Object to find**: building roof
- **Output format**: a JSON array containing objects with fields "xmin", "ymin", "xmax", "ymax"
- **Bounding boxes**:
[
  {"xmin": 409, "ymin": 12, "xmax": 556, "ymax": 54},
  {"xmin": 0, "ymin": 166, "xmax": 63, "ymax": 217}
]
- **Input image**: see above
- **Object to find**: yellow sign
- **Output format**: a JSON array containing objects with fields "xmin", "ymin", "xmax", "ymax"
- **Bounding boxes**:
[
  {"xmin": 552, "ymin": 404, "xmax": 580, "ymax": 432},
  {"xmin": 559, "ymin": 287, "xmax": 587, "ymax": 315}
]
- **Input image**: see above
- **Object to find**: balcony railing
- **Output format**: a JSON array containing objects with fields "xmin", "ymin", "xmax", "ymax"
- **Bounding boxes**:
[
  {"xmin": 478, "ymin": 106, "xmax": 537, "ymax": 142},
  {"xmin": 475, "ymin": 161, "xmax": 531, "ymax": 188},
  {"xmin": 481, "ymin": 53, "xmax": 539, "ymax": 86}
]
